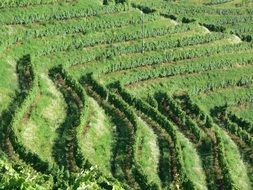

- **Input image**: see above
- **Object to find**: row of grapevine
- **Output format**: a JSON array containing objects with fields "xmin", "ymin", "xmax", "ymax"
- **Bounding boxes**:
[
  {"xmin": 0, "ymin": 10, "xmax": 159, "ymax": 48},
  {"xmin": 0, "ymin": 2, "xmax": 129, "ymax": 25},
  {"xmin": 3, "ymin": 55, "xmax": 50, "ymax": 173},
  {"xmin": 174, "ymin": 94, "xmax": 243, "ymax": 189},
  {"xmin": 205, "ymin": 0, "xmax": 234, "ymax": 6},
  {"xmin": 0, "ymin": 0, "xmax": 70, "ymax": 9},
  {"xmin": 30, "ymin": 20, "xmax": 197, "ymax": 57},
  {"xmin": 81, "ymin": 74, "xmax": 156, "ymax": 189},
  {"xmin": 134, "ymin": 1, "xmax": 253, "ymax": 15},
  {"xmin": 176, "ymin": 94, "xmax": 252, "ymax": 189},
  {"xmin": 31, "ymin": 24, "xmax": 204, "ymax": 68},
  {"xmin": 110, "ymin": 82, "xmax": 197, "ymax": 189},
  {"xmin": 0, "ymin": 150, "xmax": 53, "ymax": 189},
  {"xmin": 95, "ymin": 42, "xmax": 252, "ymax": 75},
  {"xmin": 123, "ymin": 64, "xmax": 253, "ymax": 100},
  {"xmin": 216, "ymin": 132, "xmax": 239, "ymax": 190},
  {"xmin": 212, "ymin": 106, "xmax": 253, "ymax": 148},
  {"xmin": 228, "ymin": 113, "xmax": 253, "ymax": 135},
  {"xmin": 133, "ymin": 0, "xmax": 253, "ymax": 41},
  {"xmin": 106, "ymin": 50, "xmax": 253, "ymax": 85},
  {"xmin": 155, "ymin": 92, "xmax": 204, "ymax": 142},
  {"xmin": 196, "ymin": 84, "xmax": 253, "ymax": 112},
  {"xmin": 174, "ymin": 94, "xmax": 214, "ymax": 129},
  {"xmin": 49, "ymin": 65, "xmax": 90, "ymax": 171}
]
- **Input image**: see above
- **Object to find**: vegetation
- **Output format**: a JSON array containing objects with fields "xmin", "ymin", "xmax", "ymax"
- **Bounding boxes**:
[{"xmin": 0, "ymin": 0, "xmax": 252, "ymax": 189}]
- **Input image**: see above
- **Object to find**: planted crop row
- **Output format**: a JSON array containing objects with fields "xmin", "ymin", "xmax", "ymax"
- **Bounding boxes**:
[
  {"xmin": 212, "ymin": 106, "xmax": 253, "ymax": 148},
  {"xmin": 0, "ymin": 0, "xmax": 71, "ymax": 9},
  {"xmin": 49, "ymin": 65, "xmax": 89, "ymax": 171},
  {"xmin": 0, "ymin": 2, "xmax": 129, "ymax": 25},
  {"xmin": 133, "ymin": 1, "xmax": 253, "ymax": 16},
  {"xmin": 174, "ymin": 94, "xmax": 241, "ymax": 189},
  {"xmin": 205, "ymin": 0, "xmax": 234, "ymax": 6},
  {"xmin": 133, "ymin": 109, "xmax": 175, "ymax": 188},
  {"xmin": 216, "ymin": 132, "xmax": 239, "ymax": 190},
  {"xmin": 104, "ymin": 50, "xmax": 253, "ymax": 85},
  {"xmin": 174, "ymin": 94, "xmax": 214, "ymax": 129},
  {"xmin": 81, "ymin": 74, "xmax": 156, "ymax": 189},
  {"xmin": 125, "ymin": 64, "xmax": 253, "ymax": 100},
  {"xmin": 94, "ymin": 42, "xmax": 252, "ymax": 76},
  {"xmin": 2, "ymin": 55, "xmax": 50, "ymax": 173},
  {"xmin": 117, "ymin": 90, "xmax": 177, "ymax": 187},
  {"xmin": 33, "ymin": 24, "xmax": 205, "ymax": 69},
  {"xmin": 30, "ymin": 20, "xmax": 198, "ymax": 57},
  {"xmin": 133, "ymin": 1, "xmax": 253, "ymax": 40},
  {"xmin": 196, "ymin": 84, "xmax": 253, "ymax": 112},
  {"xmin": 0, "ymin": 10, "xmax": 159, "ymax": 48},
  {"xmin": 166, "ymin": 93, "xmax": 237, "ymax": 189},
  {"xmin": 228, "ymin": 113, "xmax": 253, "ymax": 135},
  {"xmin": 155, "ymin": 92, "xmax": 204, "ymax": 142},
  {"xmin": 111, "ymin": 82, "xmax": 197, "ymax": 189},
  {"xmin": 0, "ymin": 150, "xmax": 53, "ymax": 189}
]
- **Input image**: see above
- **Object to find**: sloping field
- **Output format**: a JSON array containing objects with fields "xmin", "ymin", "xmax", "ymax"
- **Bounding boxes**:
[{"xmin": 0, "ymin": 0, "xmax": 252, "ymax": 189}]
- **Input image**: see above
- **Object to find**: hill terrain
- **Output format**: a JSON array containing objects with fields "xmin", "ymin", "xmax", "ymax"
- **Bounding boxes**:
[{"xmin": 0, "ymin": 0, "xmax": 253, "ymax": 189}]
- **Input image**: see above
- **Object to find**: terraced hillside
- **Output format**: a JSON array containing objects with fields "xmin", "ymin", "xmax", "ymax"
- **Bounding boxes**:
[{"xmin": 0, "ymin": 0, "xmax": 253, "ymax": 189}]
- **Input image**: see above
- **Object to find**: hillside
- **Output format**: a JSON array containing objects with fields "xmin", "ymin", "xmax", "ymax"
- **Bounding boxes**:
[{"xmin": 0, "ymin": 0, "xmax": 252, "ymax": 189}]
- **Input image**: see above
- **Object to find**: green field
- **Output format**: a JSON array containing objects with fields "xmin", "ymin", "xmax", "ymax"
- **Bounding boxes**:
[{"xmin": 0, "ymin": 0, "xmax": 253, "ymax": 189}]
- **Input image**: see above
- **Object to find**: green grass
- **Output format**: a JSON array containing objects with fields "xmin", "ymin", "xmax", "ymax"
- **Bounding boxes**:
[
  {"xmin": 18, "ymin": 73, "xmax": 66, "ymax": 164},
  {"xmin": 77, "ymin": 97, "xmax": 114, "ymax": 176},
  {"xmin": 215, "ymin": 127, "xmax": 252, "ymax": 190},
  {"xmin": 0, "ymin": 0, "xmax": 253, "ymax": 189},
  {"xmin": 0, "ymin": 57, "xmax": 18, "ymax": 113},
  {"xmin": 178, "ymin": 133, "xmax": 207, "ymax": 190},
  {"xmin": 134, "ymin": 117, "xmax": 161, "ymax": 186},
  {"xmin": 230, "ymin": 104, "xmax": 253, "ymax": 122}
]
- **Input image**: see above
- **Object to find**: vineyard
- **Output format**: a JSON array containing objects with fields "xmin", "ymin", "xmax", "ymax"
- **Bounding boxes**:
[{"xmin": 0, "ymin": 0, "xmax": 252, "ymax": 189}]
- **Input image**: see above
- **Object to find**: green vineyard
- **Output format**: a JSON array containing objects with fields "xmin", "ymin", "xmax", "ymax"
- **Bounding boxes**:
[{"xmin": 0, "ymin": 0, "xmax": 253, "ymax": 189}]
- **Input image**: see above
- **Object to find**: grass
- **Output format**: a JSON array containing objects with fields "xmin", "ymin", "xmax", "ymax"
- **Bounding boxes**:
[
  {"xmin": 178, "ymin": 133, "xmax": 208, "ymax": 190},
  {"xmin": 134, "ymin": 117, "xmax": 161, "ymax": 186},
  {"xmin": 230, "ymin": 103, "xmax": 253, "ymax": 122},
  {"xmin": 77, "ymin": 97, "xmax": 114, "ymax": 176},
  {"xmin": 0, "ymin": 0, "xmax": 253, "ymax": 188},
  {"xmin": 0, "ymin": 57, "xmax": 18, "ymax": 113},
  {"xmin": 19, "ymin": 73, "xmax": 66, "ymax": 164},
  {"xmin": 215, "ymin": 127, "xmax": 252, "ymax": 190}
]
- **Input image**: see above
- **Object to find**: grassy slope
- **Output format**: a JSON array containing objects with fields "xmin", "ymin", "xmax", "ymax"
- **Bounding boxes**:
[
  {"xmin": 134, "ymin": 117, "xmax": 161, "ymax": 186},
  {"xmin": 0, "ymin": 0, "xmax": 252, "ymax": 188},
  {"xmin": 0, "ymin": 57, "xmax": 18, "ymax": 113},
  {"xmin": 18, "ymin": 73, "xmax": 66, "ymax": 164},
  {"xmin": 77, "ymin": 97, "xmax": 114, "ymax": 176},
  {"xmin": 230, "ymin": 104, "xmax": 253, "ymax": 122}
]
